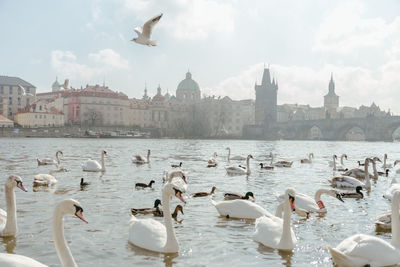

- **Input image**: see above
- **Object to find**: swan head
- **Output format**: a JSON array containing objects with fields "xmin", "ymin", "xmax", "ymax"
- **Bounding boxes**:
[
  {"xmin": 333, "ymin": 155, "xmax": 337, "ymax": 159},
  {"xmin": 327, "ymin": 189, "xmax": 344, "ymax": 202},
  {"xmin": 211, "ymin": 186, "xmax": 217, "ymax": 194},
  {"xmin": 57, "ymin": 199, "xmax": 88, "ymax": 223},
  {"xmin": 395, "ymin": 160, "xmax": 400, "ymax": 166},
  {"xmin": 102, "ymin": 150, "xmax": 107, "ymax": 155},
  {"xmin": 285, "ymin": 188, "xmax": 296, "ymax": 211},
  {"xmin": 6, "ymin": 175, "xmax": 27, "ymax": 192},
  {"xmin": 163, "ymin": 182, "xmax": 186, "ymax": 204},
  {"xmin": 384, "ymin": 153, "xmax": 388, "ymax": 159},
  {"xmin": 369, "ymin": 156, "xmax": 381, "ymax": 163},
  {"xmin": 247, "ymin": 154, "xmax": 253, "ymax": 159},
  {"xmin": 343, "ymin": 154, "xmax": 347, "ymax": 160},
  {"xmin": 310, "ymin": 153, "xmax": 314, "ymax": 158},
  {"xmin": 225, "ymin": 147, "xmax": 230, "ymax": 150}
]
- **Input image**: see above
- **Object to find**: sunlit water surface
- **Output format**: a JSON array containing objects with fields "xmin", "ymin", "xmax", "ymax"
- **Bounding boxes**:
[{"xmin": 0, "ymin": 138, "xmax": 400, "ymax": 266}]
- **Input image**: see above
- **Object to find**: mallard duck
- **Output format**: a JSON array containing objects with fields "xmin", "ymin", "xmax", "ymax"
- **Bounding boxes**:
[
  {"xmin": 135, "ymin": 180, "xmax": 155, "ymax": 189},
  {"xmin": 224, "ymin": 191, "xmax": 254, "ymax": 201},
  {"xmin": 340, "ymin": 186, "xmax": 363, "ymax": 198},
  {"xmin": 259, "ymin": 163, "xmax": 274, "ymax": 170}
]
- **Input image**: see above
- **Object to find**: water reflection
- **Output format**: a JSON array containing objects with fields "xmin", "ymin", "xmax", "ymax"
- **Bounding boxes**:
[{"xmin": 1, "ymin": 236, "xmax": 17, "ymax": 253}]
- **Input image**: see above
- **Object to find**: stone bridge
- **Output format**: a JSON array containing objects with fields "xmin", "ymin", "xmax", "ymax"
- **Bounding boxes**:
[{"xmin": 244, "ymin": 116, "xmax": 400, "ymax": 141}]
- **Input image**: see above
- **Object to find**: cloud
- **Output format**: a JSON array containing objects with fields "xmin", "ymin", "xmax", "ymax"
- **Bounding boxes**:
[
  {"xmin": 51, "ymin": 49, "xmax": 129, "ymax": 84},
  {"xmin": 313, "ymin": 1, "xmax": 400, "ymax": 57},
  {"xmin": 119, "ymin": 0, "xmax": 235, "ymax": 40},
  {"xmin": 203, "ymin": 61, "xmax": 400, "ymax": 113}
]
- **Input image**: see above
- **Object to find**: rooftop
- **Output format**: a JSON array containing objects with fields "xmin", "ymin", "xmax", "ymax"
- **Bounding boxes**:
[{"xmin": 0, "ymin": 76, "xmax": 35, "ymax": 87}]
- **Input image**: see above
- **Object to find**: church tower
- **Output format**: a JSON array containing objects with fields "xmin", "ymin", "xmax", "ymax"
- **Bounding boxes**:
[
  {"xmin": 255, "ymin": 68, "xmax": 278, "ymax": 126},
  {"xmin": 324, "ymin": 73, "xmax": 339, "ymax": 110}
]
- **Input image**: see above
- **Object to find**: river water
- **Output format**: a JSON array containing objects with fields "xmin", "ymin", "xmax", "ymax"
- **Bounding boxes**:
[{"xmin": 0, "ymin": 138, "xmax": 399, "ymax": 266}]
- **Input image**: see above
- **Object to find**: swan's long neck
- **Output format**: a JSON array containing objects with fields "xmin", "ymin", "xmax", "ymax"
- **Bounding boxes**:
[
  {"xmin": 147, "ymin": 151, "xmax": 150, "ymax": 162},
  {"xmin": 364, "ymin": 161, "xmax": 371, "ymax": 189},
  {"xmin": 384, "ymin": 155, "xmax": 387, "ymax": 168},
  {"xmin": 371, "ymin": 160, "xmax": 378, "ymax": 179},
  {"xmin": 314, "ymin": 189, "xmax": 329, "ymax": 203},
  {"xmin": 56, "ymin": 152, "xmax": 60, "ymax": 165},
  {"xmin": 53, "ymin": 209, "xmax": 77, "ymax": 267},
  {"xmin": 309, "ymin": 154, "xmax": 312, "ymax": 160},
  {"xmin": 227, "ymin": 148, "xmax": 230, "ymax": 161},
  {"xmin": 162, "ymin": 190, "xmax": 178, "ymax": 252},
  {"xmin": 278, "ymin": 196, "xmax": 293, "ymax": 248},
  {"xmin": 101, "ymin": 153, "xmax": 105, "ymax": 171},
  {"xmin": 246, "ymin": 157, "xmax": 251, "ymax": 174},
  {"xmin": 333, "ymin": 156, "xmax": 337, "ymax": 171},
  {"xmin": 392, "ymin": 193, "xmax": 400, "ymax": 248},
  {"xmin": 340, "ymin": 155, "xmax": 345, "ymax": 165},
  {"xmin": 270, "ymin": 154, "xmax": 274, "ymax": 165},
  {"xmin": 274, "ymin": 202, "xmax": 284, "ymax": 218},
  {"xmin": 2, "ymin": 185, "xmax": 17, "ymax": 236}
]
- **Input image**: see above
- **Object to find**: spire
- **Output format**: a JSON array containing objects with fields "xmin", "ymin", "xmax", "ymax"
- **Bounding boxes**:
[
  {"xmin": 261, "ymin": 68, "xmax": 271, "ymax": 86},
  {"xmin": 143, "ymin": 82, "xmax": 148, "ymax": 99},
  {"xmin": 157, "ymin": 84, "xmax": 161, "ymax": 95},
  {"xmin": 329, "ymin": 73, "xmax": 335, "ymax": 94}
]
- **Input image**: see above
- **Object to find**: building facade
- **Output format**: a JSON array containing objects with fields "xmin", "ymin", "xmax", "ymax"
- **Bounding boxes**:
[{"xmin": 0, "ymin": 76, "xmax": 36, "ymax": 120}]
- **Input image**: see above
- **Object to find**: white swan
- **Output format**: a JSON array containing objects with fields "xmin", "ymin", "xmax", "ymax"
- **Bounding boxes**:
[
  {"xmin": 225, "ymin": 155, "xmax": 253, "ymax": 175},
  {"xmin": 394, "ymin": 160, "xmax": 400, "ymax": 174},
  {"xmin": 33, "ymin": 174, "xmax": 57, "ymax": 187},
  {"xmin": 211, "ymin": 198, "xmax": 275, "ymax": 219},
  {"xmin": 328, "ymin": 190, "xmax": 400, "ymax": 266},
  {"xmin": 383, "ymin": 153, "xmax": 393, "ymax": 169},
  {"xmin": 253, "ymin": 188, "xmax": 297, "ymax": 251},
  {"xmin": 37, "ymin": 150, "xmax": 63, "ymax": 166},
  {"xmin": 329, "ymin": 158, "xmax": 371, "ymax": 189},
  {"xmin": 270, "ymin": 153, "xmax": 293, "ymax": 168},
  {"xmin": 82, "ymin": 150, "xmax": 107, "ymax": 172},
  {"xmin": 332, "ymin": 154, "xmax": 347, "ymax": 172},
  {"xmin": 0, "ymin": 175, "xmax": 27, "ymax": 237},
  {"xmin": 132, "ymin": 149, "xmax": 150, "ymax": 164},
  {"xmin": 207, "ymin": 152, "xmax": 218, "ymax": 167},
  {"xmin": 300, "ymin": 153, "xmax": 314, "ymax": 164},
  {"xmin": 128, "ymin": 181, "xmax": 186, "ymax": 253},
  {"xmin": 225, "ymin": 147, "xmax": 246, "ymax": 161},
  {"xmin": 329, "ymin": 153, "xmax": 347, "ymax": 168},
  {"xmin": 0, "ymin": 198, "xmax": 87, "ymax": 267},
  {"xmin": 276, "ymin": 188, "xmax": 343, "ymax": 213},
  {"xmin": 369, "ymin": 156, "xmax": 383, "ymax": 179},
  {"xmin": 383, "ymin": 177, "xmax": 400, "ymax": 201}
]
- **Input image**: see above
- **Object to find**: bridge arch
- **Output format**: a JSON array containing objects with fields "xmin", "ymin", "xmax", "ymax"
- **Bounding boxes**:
[
  {"xmin": 392, "ymin": 126, "xmax": 400, "ymax": 141},
  {"xmin": 345, "ymin": 126, "xmax": 365, "ymax": 141},
  {"xmin": 308, "ymin": 125, "xmax": 323, "ymax": 140}
]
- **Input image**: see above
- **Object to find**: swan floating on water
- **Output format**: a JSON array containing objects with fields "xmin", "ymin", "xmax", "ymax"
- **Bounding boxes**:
[
  {"xmin": 33, "ymin": 174, "xmax": 57, "ymax": 187},
  {"xmin": 225, "ymin": 155, "xmax": 253, "ymax": 175},
  {"xmin": 328, "ymin": 190, "xmax": 400, "ymax": 266},
  {"xmin": 37, "ymin": 150, "xmax": 63, "ymax": 166},
  {"xmin": 329, "ymin": 158, "xmax": 371, "ymax": 190},
  {"xmin": 128, "ymin": 180, "xmax": 186, "ymax": 253},
  {"xmin": 226, "ymin": 147, "xmax": 246, "ymax": 161},
  {"xmin": 300, "ymin": 153, "xmax": 314, "ymax": 164},
  {"xmin": 0, "ymin": 198, "xmax": 87, "ymax": 267},
  {"xmin": 82, "ymin": 150, "xmax": 107, "ymax": 172},
  {"xmin": 132, "ymin": 150, "xmax": 151, "ymax": 164},
  {"xmin": 253, "ymin": 188, "xmax": 297, "ymax": 251},
  {"xmin": 0, "ymin": 175, "xmax": 27, "ymax": 237}
]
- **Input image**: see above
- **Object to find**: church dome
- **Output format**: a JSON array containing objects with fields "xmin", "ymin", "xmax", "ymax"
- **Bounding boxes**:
[
  {"xmin": 177, "ymin": 72, "xmax": 200, "ymax": 91},
  {"xmin": 52, "ymin": 78, "xmax": 60, "ymax": 88}
]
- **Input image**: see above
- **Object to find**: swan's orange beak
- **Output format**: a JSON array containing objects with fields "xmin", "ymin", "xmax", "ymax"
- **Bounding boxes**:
[
  {"xmin": 175, "ymin": 191, "xmax": 186, "ymax": 204},
  {"xmin": 17, "ymin": 181, "xmax": 27, "ymax": 192},
  {"xmin": 75, "ymin": 210, "xmax": 88, "ymax": 223},
  {"xmin": 289, "ymin": 195, "xmax": 295, "ymax": 211}
]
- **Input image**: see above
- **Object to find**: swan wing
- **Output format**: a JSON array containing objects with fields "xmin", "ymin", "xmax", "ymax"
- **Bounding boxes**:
[
  {"xmin": 0, "ymin": 253, "xmax": 47, "ymax": 267},
  {"xmin": 0, "ymin": 209, "xmax": 6, "ymax": 231},
  {"xmin": 333, "ymin": 234, "xmax": 400, "ymax": 266},
  {"xmin": 291, "ymin": 192, "xmax": 319, "ymax": 212},
  {"xmin": 230, "ymin": 155, "xmax": 246, "ymax": 160},
  {"xmin": 330, "ymin": 176, "xmax": 364, "ymax": 188},
  {"xmin": 253, "ymin": 215, "xmax": 296, "ymax": 250},
  {"xmin": 211, "ymin": 199, "xmax": 272, "ymax": 219},
  {"xmin": 33, "ymin": 174, "xmax": 57, "ymax": 186},
  {"xmin": 128, "ymin": 216, "xmax": 166, "ymax": 252},
  {"xmin": 225, "ymin": 166, "xmax": 246, "ymax": 174},
  {"xmin": 82, "ymin": 160, "xmax": 101, "ymax": 171},
  {"xmin": 383, "ymin": 184, "xmax": 400, "ymax": 200}
]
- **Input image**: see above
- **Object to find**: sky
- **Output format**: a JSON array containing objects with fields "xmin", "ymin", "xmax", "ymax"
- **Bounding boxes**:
[{"xmin": 0, "ymin": 0, "xmax": 399, "ymax": 113}]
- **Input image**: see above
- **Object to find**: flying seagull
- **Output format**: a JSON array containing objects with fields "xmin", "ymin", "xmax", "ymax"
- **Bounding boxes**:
[
  {"xmin": 132, "ymin": 13, "xmax": 163, "ymax": 46},
  {"xmin": 18, "ymin": 85, "xmax": 33, "ymax": 96}
]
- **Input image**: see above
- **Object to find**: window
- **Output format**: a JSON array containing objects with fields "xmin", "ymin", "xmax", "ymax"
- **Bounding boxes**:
[
  {"xmin": 9, "ymin": 97, "xmax": 12, "ymax": 104},
  {"xmin": 9, "ymin": 87, "xmax": 12, "ymax": 94},
  {"xmin": 18, "ymin": 87, "xmax": 21, "ymax": 95},
  {"xmin": 0, "ymin": 97, "xmax": 2, "ymax": 103},
  {"xmin": 26, "ymin": 87, "xmax": 30, "ymax": 93},
  {"xmin": 44, "ymin": 115, "xmax": 46, "ymax": 118},
  {"xmin": 39, "ymin": 115, "xmax": 42, "ymax": 118},
  {"xmin": 26, "ymin": 98, "xmax": 30, "ymax": 106},
  {"xmin": 0, "ymin": 86, "xmax": 3, "ymax": 94},
  {"xmin": 35, "ymin": 115, "xmax": 37, "ymax": 118},
  {"xmin": 39, "ymin": 105, "xmax": 42, "ymax": 111},
  {"xmin": 18, "ymin": 97, "xmax": 21, "ymax": 105},
  {"xmin": 53, "ymin": 116, "xmax": 55, "ymax": 119}
]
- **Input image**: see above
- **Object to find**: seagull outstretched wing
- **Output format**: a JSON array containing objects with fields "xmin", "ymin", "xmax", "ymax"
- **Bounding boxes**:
[
  {"xmin": 141, "ymin": 13, "xmax": 163, "ymax": 39},
  {"xmin": 134, "ymin": 27, "xmax": 142, "ymax": 36}
]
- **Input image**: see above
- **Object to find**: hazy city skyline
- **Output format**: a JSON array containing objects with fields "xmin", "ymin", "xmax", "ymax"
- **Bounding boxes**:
[{"xmin": 1, "ymin": 0, "xmax": 399, "ymax": 113}]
